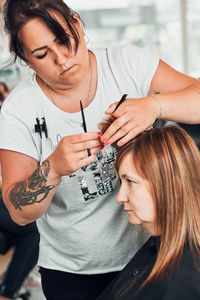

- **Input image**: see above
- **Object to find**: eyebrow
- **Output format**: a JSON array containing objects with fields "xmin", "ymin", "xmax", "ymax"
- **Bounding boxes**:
[
  {"xmin": 31, "ymin": 46, "xmax": 48, "ymax": 54},
  {"xmin": 120, "ymin": 174, "xmax": 138, "ymax": 181},
  {"xmin": 31, "ymin": 38, "xmax": 58, "ymax": 54},
  {"xmin": 120, "ymin": 174, "xmax": 128, "ymax": 179}
]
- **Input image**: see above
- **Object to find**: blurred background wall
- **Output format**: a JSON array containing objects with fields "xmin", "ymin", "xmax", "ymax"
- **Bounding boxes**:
[{"xmin": 0, "ymin": 0, "xmax": 200, "ymax": 87}]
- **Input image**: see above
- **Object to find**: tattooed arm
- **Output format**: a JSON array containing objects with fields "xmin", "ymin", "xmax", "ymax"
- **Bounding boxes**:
[
  {"xmin": 0, "ymin": 132, "xmax": 102, "ymax": 225},
  {"xmin": 9, "ymin": 160, "xmax": 58, "ymax": 211},
  {"xmin": 0, "ymin": 150, "xmax": 60, "ymax": 225}
]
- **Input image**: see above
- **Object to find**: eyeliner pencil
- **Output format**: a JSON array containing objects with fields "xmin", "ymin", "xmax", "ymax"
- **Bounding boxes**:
[
  {"xmin": 113, "ymin": 94, "xmax": 128, "ymax": 112},
  {"xmin": 80, "ymin": 100, "xmax": 91, "ymax": 156}
]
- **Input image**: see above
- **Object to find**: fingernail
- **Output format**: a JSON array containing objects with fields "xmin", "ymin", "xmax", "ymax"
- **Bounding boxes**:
[
  {"xmin": 105, "ymin": 140, "xmax": 111, "ymax": 146},
  {"xmin": 117, "ymin": 141, "xmax": 123, "ymax": 147},
  {"xmin": 101, "ymin": 144, "xmax": 105, "ymax": 149},
  {"xmin": 101, "ymin": 136, "xmax": 107, "ymax": 143},
  {"xmin": 98, "ymin": 132, "xmax": 102, "ymax": 138}
]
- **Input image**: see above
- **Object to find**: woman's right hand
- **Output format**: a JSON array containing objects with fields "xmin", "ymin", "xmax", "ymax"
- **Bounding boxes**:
[
  {"xmin": 48, "ymin": 132, "xmax": 102, "ymax": 181},
  {"xmin": 0, "ymin": 132, "xmax": 102, "ymax": 225}
]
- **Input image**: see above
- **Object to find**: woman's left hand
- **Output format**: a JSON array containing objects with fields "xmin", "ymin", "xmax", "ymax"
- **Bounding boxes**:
[{"xmin": 100, "ymin": 96, "xmax": 160, "ymax": 147}]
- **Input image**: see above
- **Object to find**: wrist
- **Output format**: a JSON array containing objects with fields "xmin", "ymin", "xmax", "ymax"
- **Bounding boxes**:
[
  {"xmin": 40, "ymin": 160, "xmax": 61, "ymax": 186},
  {"xmin": 149, "ymin": 94, "xmax": 162, "ymax": 127}
]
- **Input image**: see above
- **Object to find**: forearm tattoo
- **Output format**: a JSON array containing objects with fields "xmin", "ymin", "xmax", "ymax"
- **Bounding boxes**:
[{"xmin": 9, "ymin": 160, "xmax": 57, "ymax": 211}]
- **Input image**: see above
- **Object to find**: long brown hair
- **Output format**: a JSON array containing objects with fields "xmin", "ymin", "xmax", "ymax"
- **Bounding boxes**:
[{"xmin": 116, "ymin": 125, "xmax": 200, "ymax": 284}]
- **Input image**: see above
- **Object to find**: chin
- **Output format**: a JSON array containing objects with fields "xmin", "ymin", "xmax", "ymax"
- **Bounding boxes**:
[{"xmin": 128, "ymin": 216, "xmax": 142, "ymax": 225}]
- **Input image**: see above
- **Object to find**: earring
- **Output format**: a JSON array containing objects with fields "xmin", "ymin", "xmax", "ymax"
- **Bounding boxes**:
[
  {"xmin": 27, "ymin": 65, "xmax": 34, "ymax": 78},
  {"xmin": 84, "ymin": 34, "xmax": 89, "ymax": 44}
]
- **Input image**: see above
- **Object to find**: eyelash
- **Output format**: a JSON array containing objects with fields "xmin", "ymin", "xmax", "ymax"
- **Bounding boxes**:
[
  {"xmin": 118, "ymin": 177, "xmax": 136, "ymax": 186},
  {"xmin": 36, "ymin": 53, "xmax": 47, "ymax": 59},
  {"xmin": 35, "ymin": 42, "xmax": 66, "ymax": 59},
  {"xmin": 34, "ymin": 36, "xmax": 74, "ymax": 60},
  {"xmin": 127, "ymin": 178, "xmax": 136, "ymax": 185}
]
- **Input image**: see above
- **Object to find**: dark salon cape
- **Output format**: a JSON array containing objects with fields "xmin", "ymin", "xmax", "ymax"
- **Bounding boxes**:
[{"xmin": 97, "ymin": 236, "xmax": 200, "ymax": 300}]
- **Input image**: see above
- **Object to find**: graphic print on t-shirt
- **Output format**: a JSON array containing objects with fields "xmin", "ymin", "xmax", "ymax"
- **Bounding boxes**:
[
  {"xmin": 47, "ymin": 131, "xmax": 118, "ymax": 204},
  {"xmin": 69, "ymin": 146, "xmax": 118, "ymax": 201}
]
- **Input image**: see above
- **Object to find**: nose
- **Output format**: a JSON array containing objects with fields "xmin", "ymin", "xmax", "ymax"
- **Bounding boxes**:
[
  {"xmin": 54, "ymin": 46, "xmax": 68, "ymax": 66},
  {"xmin": 116, "ymin": 186, "xmax": 129, "ymax": 204}
]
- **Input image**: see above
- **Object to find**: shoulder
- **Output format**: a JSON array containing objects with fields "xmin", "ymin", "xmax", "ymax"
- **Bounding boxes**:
[
  {"xmin": 106, "ymin": 43, "xmax": 159, "ymax": 64},
  {"xmin": 178, "ymin": 245, "xmax": 200, "ymax": 284},
  {"xmin": 157, "ymin": 246, "xmax": 200, "ymax": 299},
  {"xmin": 94, "ymin": 44, "xmax": 159, "ymax": 88},
  {"xmin": 97, "ymin": 237, "xmax": 155, "ymax": 300},
  {"xmin": 92, "ymin": 43, "xmax": 158, "ymax": 62},
  {"xmin": 1, "ymin": 74, "xmax": 43, "ymax": 115}
]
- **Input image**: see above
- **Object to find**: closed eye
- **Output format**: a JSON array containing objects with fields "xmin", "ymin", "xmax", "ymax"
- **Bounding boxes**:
[{"xmin": 35, "ymin": 53, "xmax": 47, "ymax": 59}]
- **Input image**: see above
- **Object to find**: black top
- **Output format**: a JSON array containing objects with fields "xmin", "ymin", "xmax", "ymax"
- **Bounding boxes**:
[{"xmin": 97, "ymin": 236, "xmax": 200, "ymax": 300}]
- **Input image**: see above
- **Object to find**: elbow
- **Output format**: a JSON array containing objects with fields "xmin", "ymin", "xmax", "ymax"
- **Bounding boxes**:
[
  {"xmin": 4, "ymin": 197, "xmax": 35, "ymax": 226},
  {"xmin": 9, "ymin": 210, "xmax": 33, "ymax": 226}
]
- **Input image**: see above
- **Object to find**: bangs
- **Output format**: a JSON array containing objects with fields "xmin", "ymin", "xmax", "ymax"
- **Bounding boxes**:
[
  {"xmin": 23, "ymin": 8, "xmax": 79, "ymax": 53},
  {"xmin": 5, "ymin": 1, "xmax": 81, "ymax": 62}
]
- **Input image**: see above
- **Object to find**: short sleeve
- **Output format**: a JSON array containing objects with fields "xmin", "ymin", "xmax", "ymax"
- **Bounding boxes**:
[
  {"xmin": 0, "ymin": 107, "xmax": 40, "ymax": 161},
  {"xmin": 107, "ymin": 44, "xmax": 159, "ymax": 97}
]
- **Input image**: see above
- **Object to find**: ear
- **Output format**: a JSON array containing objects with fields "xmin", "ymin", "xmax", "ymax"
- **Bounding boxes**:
[
  {"xmin": 72, "ymin": 13, "xmax": 81, "ymax": 26},
  {"xmin": 72, "ymin": 13, "xmax": 80, "ymax": 22},
  {"xmin": 72, "ymin": 13, "xmax": 84, "ymax": 33}
]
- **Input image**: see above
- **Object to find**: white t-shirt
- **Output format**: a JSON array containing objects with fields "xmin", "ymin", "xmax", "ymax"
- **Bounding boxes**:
[{"xmin": 0, "ymin": 44, "xmax": 159, "ymax": 274}]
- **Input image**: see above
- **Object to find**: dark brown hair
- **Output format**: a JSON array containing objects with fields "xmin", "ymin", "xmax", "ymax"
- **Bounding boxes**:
[
  {"xmin": 116, "ymin": 125, "xmax": 200, "ymax": 284},
  {"xmin": 3, "ymin": 0, "xmax": 81, "ymax": 62}
]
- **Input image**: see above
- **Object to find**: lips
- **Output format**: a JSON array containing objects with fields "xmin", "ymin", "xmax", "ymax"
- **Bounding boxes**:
[
  {"xmin": 60, "ymin": 64, "xmax": 75, "ymax": 75},
  {"xmin": 124, "ymin": 209, "xmax": 132, "ymax": 214}
]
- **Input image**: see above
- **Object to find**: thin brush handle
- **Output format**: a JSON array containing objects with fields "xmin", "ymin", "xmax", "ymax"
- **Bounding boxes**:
[
  {"xmin": 80, "ymin": 100, "xmax": 87, "ymax": 132},
  {"xmin": 113, "ymin": 94, "xmax": 128, "ymax": 112},
  {"xmin": 80, "ymin": 100, "xmax": 91, "ymax": 156}
]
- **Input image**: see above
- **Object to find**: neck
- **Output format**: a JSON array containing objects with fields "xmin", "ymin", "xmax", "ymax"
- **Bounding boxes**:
[
  {"xmin": 142, "ymin": 222, "xmax": 159, "ymax": 236},
  {"xmin": 37, "ymin": 51, "xmax": 96, "ymax": 113}
]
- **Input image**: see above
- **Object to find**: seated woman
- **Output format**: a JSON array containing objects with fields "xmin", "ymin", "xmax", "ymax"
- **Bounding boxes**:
[{"xmin": 97, "ymin": 125, "xmax": 200, "ymax": 300}]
